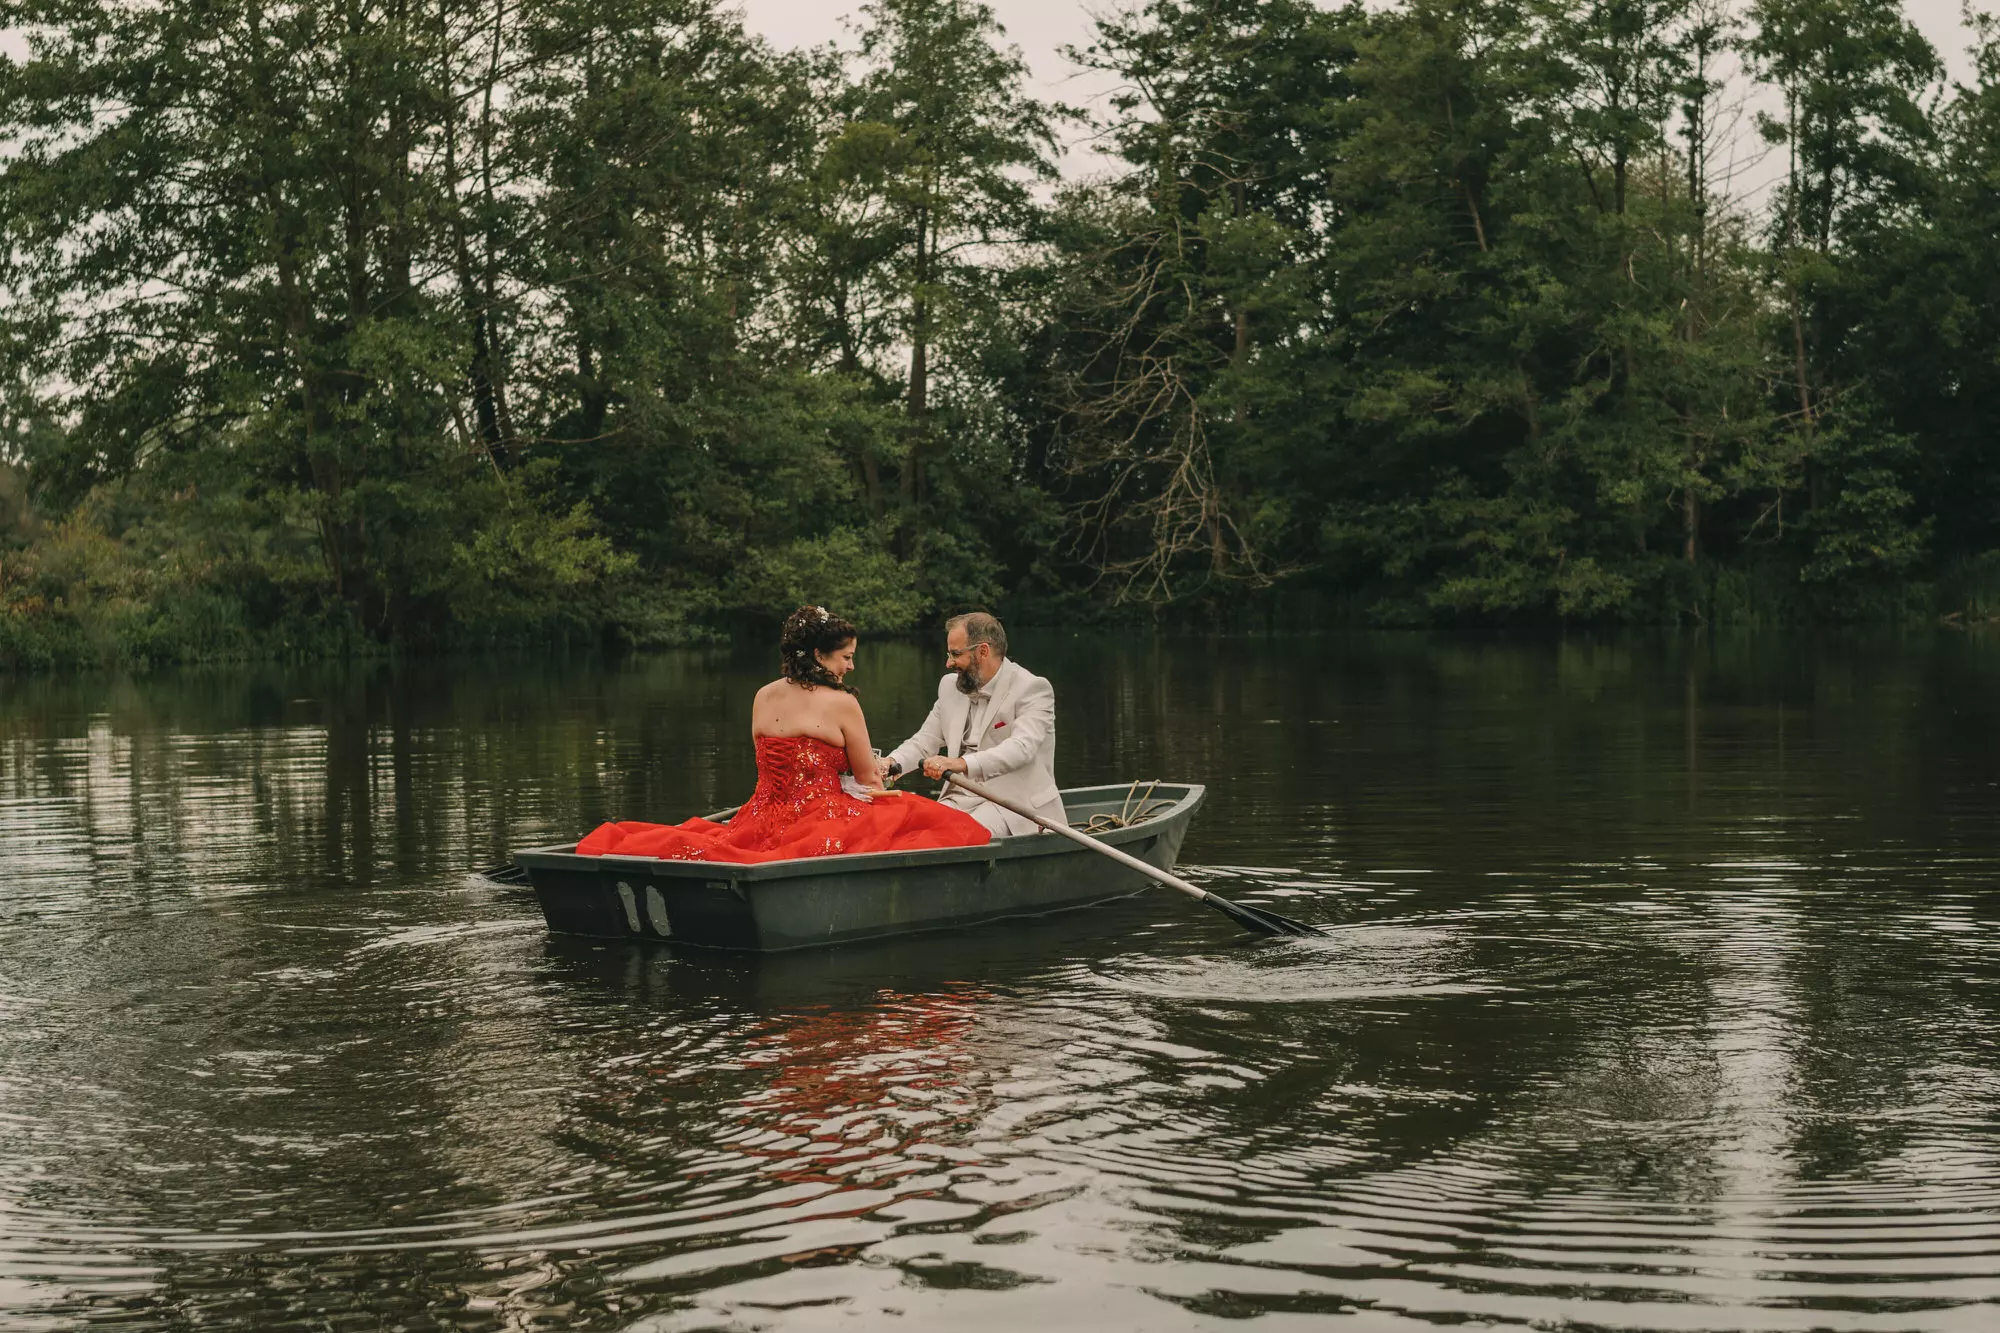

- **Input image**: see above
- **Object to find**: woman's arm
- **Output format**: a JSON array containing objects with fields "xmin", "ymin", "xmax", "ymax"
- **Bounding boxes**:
[{"xmin": 840, "ymin": 695, "xmax": 887, "ymax": 788}]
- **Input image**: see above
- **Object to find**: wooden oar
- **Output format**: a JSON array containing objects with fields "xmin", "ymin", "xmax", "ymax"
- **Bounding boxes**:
[{"xmin": 941, "ymin": 773, "xmax": 1322, "ymax": 938}]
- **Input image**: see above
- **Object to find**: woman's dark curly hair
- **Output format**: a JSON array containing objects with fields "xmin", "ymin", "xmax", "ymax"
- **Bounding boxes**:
[{"xmin": 779, "ymin": 605, "xmax": 858, "ymax": 692}]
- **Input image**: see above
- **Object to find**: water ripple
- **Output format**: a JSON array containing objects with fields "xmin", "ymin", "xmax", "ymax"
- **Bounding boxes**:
[{"xmin": 5, "ymin": 643, "xmax": 2000, "ymax": 1329}]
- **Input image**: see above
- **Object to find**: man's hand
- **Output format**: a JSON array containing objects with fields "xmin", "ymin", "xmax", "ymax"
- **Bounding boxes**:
[{"xmin": 922, "ymin": 755, "xmax": 970, "ymax": 780}]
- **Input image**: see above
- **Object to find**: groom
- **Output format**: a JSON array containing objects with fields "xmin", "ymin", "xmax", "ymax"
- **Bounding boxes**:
[{"xmin": 881, "ymin": 611, "xmax": 1066, "ymax": 837}]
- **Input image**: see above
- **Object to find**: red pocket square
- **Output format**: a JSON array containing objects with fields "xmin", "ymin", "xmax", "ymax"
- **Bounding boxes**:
[{"xmin": 992, "ymin": 720, "xmax": 1007, "ymax": 729}]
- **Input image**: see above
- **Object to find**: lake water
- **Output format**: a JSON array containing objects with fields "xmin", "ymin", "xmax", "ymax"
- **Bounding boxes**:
[{"xmin": 3, "ymin": 632, "xmax": 1998, "ymax": 1331}]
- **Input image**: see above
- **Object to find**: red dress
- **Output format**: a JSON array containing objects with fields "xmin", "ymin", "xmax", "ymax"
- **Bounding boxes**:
[{"xmin": 575, "ymin": 735, "xmax": 991, "ymax": 863}]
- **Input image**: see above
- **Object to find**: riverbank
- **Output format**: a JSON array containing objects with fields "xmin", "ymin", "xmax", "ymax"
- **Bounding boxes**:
[{"xmin": 6, "ymin": 545, "xmax": 2000, "ymax": 673}]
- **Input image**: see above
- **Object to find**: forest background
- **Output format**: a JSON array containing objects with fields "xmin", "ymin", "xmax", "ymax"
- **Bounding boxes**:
[{"xmin": 3, "ymin": 0, "xmax": 1999, "ymax": 668}]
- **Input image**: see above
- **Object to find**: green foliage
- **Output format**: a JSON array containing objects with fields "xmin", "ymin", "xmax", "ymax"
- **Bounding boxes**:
[
  {"xmin": 0, "ymin": 503, "xmax": 258, "ymax": 668},
  {"xmin": 440, "ymin": 463, "xmax": 638, "ymax": 639},
  {"xmin": 2, "ymin": 0, "xmax": 1997, "ymax": 667},
  {"xmin": 1034, "ymin": 0, "xmax": 1976, "ymax": 625},
  {"xmin": 727, "ymin": 528, "xmax": 928, "ymax": 631}
]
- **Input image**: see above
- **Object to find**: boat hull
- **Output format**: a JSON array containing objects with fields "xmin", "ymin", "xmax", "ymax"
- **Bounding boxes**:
[{"xmin": 513, "ymin": 783, "xmax": 1204, "ymax": 952}]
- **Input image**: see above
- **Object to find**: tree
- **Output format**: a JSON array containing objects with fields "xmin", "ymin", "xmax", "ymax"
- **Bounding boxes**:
[
  {"xmin": 1051, "ymin": 0, "xmax": 1335, "ymax": 605},
  {"xmin": 847, "ymin": 0, "xmax": 1058, "ymax": 505},
  {"xmin": 0, "ymin": 0, "xmax": 648, "ymax": 645},
  {"xmin": 2, "ymin": 0, "xmax": 1995, "ymax": 664},
  {"xmin": 1744, "ymin": 0, "xmax": 1940, "ymax": 599}
]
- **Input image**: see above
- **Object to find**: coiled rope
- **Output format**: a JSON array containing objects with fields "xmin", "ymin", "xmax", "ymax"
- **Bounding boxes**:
[{"xmin": 1073, "ymin": 779, "xmax": 1171, "ymax": 833}]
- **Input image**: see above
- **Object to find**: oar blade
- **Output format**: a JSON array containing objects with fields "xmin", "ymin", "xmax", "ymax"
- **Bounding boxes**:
[{"xmin": 1202, "ymin": 891, "xmax": 1323, "ymax": 937}]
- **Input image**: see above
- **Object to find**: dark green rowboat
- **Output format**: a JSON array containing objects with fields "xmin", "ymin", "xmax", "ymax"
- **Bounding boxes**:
[{"xmin": 513, "ymin": 781, "xmax": 1205, "ymax": 952}]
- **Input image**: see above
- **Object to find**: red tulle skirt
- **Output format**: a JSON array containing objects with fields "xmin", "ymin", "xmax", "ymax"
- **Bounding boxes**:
[{"xmin": 575, "ymin": 735, "xmax": 990, "ymax": 864}]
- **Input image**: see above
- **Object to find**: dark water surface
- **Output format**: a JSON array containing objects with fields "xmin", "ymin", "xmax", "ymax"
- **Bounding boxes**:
[{"xmin": 4, "ymin": 632, "xmax": 1999, "ymax": 1332}]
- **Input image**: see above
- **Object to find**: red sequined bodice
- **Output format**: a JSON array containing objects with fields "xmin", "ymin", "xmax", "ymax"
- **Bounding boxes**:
[
  {"xmin": 574, "ymin": 733, "xmax": 990, "ymax": 864},
  {"xmin": 724, "ymin": 736, "xmax": 870, "ymax": 853}
]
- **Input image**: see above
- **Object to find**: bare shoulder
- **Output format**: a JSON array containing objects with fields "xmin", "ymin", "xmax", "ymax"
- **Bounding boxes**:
[{"xmin": 753, "ymin": 678, "xmax": 808, "ymax": 725}]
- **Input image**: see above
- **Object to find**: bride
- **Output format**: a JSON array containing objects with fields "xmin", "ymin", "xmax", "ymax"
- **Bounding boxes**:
[{"xmin": 576, "ymin": 606, "xmax": 992, "ymax": 863}]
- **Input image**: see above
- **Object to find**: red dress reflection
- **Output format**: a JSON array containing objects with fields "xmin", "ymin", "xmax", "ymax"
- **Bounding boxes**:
[
  {"xmin": 576, "ymin": 735, "xmax": 990, "ymax": 863},
  {"xmin": 730, "ymin": 990, "xmax": 988, "ymax": 1185}
]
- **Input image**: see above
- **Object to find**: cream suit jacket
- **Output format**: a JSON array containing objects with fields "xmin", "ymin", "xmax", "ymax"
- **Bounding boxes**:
[{"xmin": 886, "ymin": 658, "xmax": 1065, "ymax": 836}]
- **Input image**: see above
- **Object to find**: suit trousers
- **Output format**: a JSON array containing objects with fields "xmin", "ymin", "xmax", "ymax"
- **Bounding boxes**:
[{"xmin": 948, "ymin": 791, "xmax": 1068, "ymax": 838}]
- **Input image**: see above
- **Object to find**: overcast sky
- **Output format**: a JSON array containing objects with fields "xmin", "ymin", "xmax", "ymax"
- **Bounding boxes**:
[
  {"xmin": 736, "ymin": 0, "xmax": 1990, "ymax": 199},
  {"xmin": 739, "ymin": 0, "xmax": 1122, "ymax": 162},
  {"xmin": 736, "ymin": 0, "xmax": 1984, "ymax": 84},
  {"xmin": 0, "ymin": 1, "xmax": 1984, "ymax": 200}
]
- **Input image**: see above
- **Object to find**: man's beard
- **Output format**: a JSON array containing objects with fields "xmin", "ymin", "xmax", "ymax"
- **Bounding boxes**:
[{"xmin": 955, "ymin": 666, "xmax": 982, "ymax": 695}]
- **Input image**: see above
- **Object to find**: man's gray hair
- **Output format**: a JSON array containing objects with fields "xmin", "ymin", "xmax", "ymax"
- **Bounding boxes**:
[{"xmin": 947, "ymin": 610, "xmax": 1007, "ymax": 658}]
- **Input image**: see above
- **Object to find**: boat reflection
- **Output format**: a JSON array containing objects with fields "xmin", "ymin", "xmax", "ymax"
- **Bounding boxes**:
[{"xmin": 539, "ymin": 897, "xmax": 1165, "ymax": 1010}]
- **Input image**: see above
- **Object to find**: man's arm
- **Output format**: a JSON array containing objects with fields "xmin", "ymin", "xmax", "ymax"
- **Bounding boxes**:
[
  {"xmin": 885, "ymin": 685, "xmax": 950, "ymax": 778},
  {"xmin": 963, "ymin": 675, "xmax": 1054, "ymax": 782}
]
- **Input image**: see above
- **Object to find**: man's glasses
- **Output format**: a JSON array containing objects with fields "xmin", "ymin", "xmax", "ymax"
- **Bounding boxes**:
[{"xmin": 945, "ymin": 644, "xmax": 985, "ymax": 661}]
